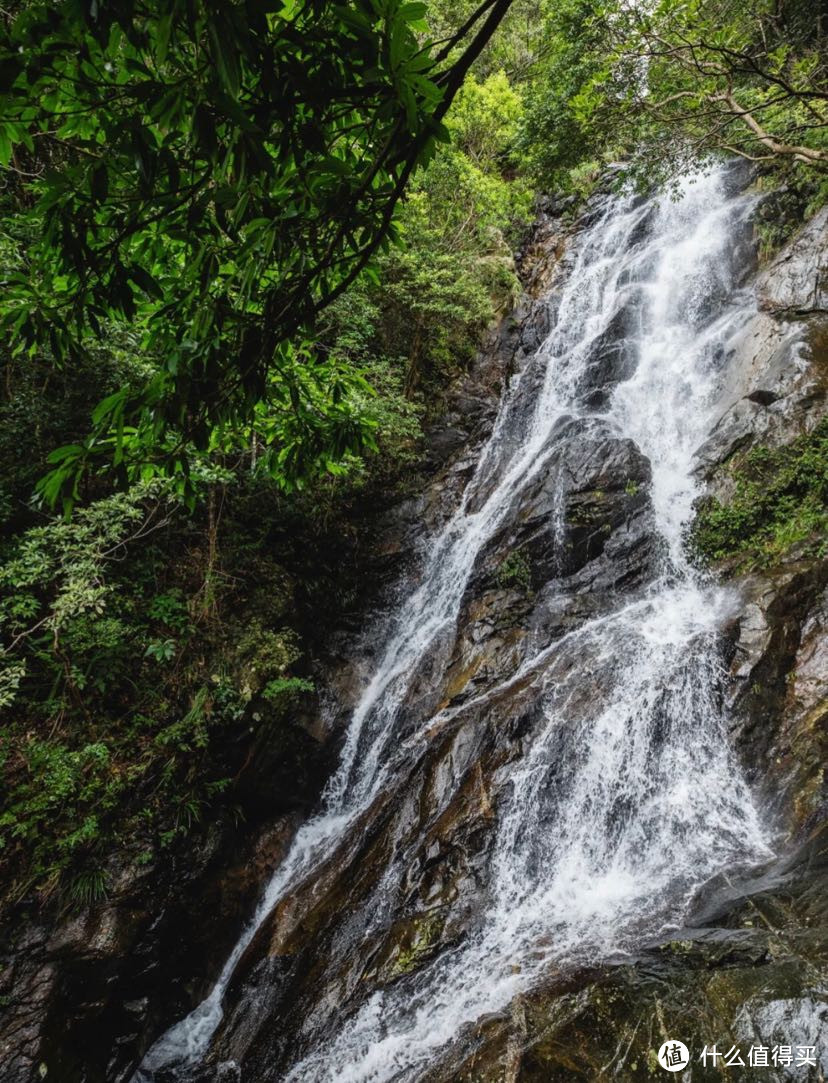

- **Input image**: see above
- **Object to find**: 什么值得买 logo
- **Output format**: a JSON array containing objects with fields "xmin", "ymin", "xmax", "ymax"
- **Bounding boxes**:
[{"xmin": 657, "ymin": 1040, "xmax": 689, "ymax": 1072}]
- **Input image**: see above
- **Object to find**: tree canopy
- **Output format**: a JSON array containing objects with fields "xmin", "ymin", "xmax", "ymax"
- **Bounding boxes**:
[
  {"xmin": 0, "ymin": 0, "xmax": 514, "ymax": 507},
  {"xmin": 520, "ymin": 0, "xmax": 827, "ymax": 188}
]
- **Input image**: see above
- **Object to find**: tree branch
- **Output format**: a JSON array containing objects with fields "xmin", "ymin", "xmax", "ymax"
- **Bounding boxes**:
[{"xmin": 715, "ymin": 87, "xmax": 828, "ymax": 163}]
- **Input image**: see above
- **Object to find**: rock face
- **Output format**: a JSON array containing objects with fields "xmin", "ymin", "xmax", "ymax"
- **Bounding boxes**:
[
  {"xmin": 461, "ymin": 190, "xmax": 828, "ymax": 1083},
  {"xmin": 697, "ymin": 198, "xmax": 828, "ymax": 835},
  {"xmin": 756, "ymin": 207, "xmax": 828, "ymax": 316},
  {"xmin": 0, "ymin": 710, "xmax": 331, "ymax": 1083},
  {"xmin": 0, "ymin": 807, "xmax": 317, "ymax": 1083},
  {"xmin": 3, "ymin": 175, "xmax": 827, "ymax": 1083},
  {"xmin": 442, "ymin": 821, "xmax": 828, "ymax": 1082}
]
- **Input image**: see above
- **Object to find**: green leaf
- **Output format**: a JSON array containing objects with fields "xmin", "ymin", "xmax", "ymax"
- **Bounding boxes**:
[
  {"xmin": 208, "ymin": 21, "xmax": 241, "ymax": 98},
  {"xmin": 156, "ymin": 14, "xmax": 173, "ymax": 64},
  {"xmin": 45, "ymin": 444, "xmax": 84, "ymax": 465},
  {"xmin": 91, "ymin": 389, "xmax": 127, "ymax": 426},
  {"xmin": 0, "ymin": 127, "xmax": 12, "ymax": 167}
]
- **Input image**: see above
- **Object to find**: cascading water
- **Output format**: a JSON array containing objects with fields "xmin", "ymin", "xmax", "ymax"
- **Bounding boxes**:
[{"xmin": 136, "ymin": 165, "xmax": 774, "ymax": 1083}]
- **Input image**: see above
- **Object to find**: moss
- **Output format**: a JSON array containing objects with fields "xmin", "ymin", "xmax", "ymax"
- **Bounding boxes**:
[
  {"xmin": 566, "ymin": 488, "xmax": 607, "ymax": 525},
  {"xmin": 496, "ymin": 549, "xmax": 533, "ymax": 593},
  {"xmin": 388, "ymin": 912, "xmax": 443, "ymax": 977},
  {"xmin": 691, "ymin": 418, "xmax": 828, "ymax": 571}
]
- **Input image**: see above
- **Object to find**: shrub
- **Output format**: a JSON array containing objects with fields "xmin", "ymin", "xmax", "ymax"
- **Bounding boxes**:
[{"xmin": 692, "ymin": 419, "xmax": 828, "ymax": 569}]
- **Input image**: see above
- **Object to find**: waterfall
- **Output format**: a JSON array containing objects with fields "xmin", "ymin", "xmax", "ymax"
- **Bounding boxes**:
[{"xmin": 135, "ymin": 165, "xmax": 774, "ymax": 1082}]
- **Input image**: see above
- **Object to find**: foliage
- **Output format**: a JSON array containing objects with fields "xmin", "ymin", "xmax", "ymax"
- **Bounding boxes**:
[
  {"xmin": 753, "ymin": 172, "xmax": 828, "ymax": 261},
  {"xmin": 320, "ymin": 69, "xmax": 530, "ymax": 414},
  {"xmin": 496, "ymin": 549, "xmax": 532, "ymax": 592},
  {"xmin": 0, "ymin": 2, "xmax": 541, "ymax": 908},
  {"xmin": 692, "ymin": 418, "xmax": 828, "ymax": 569},
  {"xmin": 0, "ymin": 0, "xmax": 514, "ymax": 506},
  {"xmin": 2, "ymin": 0, "xmax": 823, "ymax": 917},
  {"xmin": 0, "ymin": 323, "xmax": 150, "ymax": 522},
  {"xmin": 518, "ymin": 0, "xmax": 617, "ymax": 189},
  {"xmin": 518, "ymin": 0, "xmax": 828, "ymax": 194},
  {"xmin": 0, "ymin": 472, "xmax": 320, "ymax": 904},
  {"xmin": 449, "ymin": 69, "xmax": 524, "ymax": 166},
  {"xmin": 263, "ymin": 677, "xmax": 316, "ymax": 702},
  {"xmin": 426, "ymin": 0, "xmax": 546, "ymax": 81},
  {"xmin": 608, "ymin": 0, "xmax": 828, "ymax": 174}
]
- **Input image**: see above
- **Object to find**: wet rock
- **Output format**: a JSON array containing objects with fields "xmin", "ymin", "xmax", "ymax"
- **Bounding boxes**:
[
  {"xmin": 440, "ymin": 827, "xmax": 828, "ymax": 1082},
  {"xmin": 208, "ymin": 742, "xmax": 502, "ymax": 1075},
  {"xmin": 756, "ymin": 208, "xmax": 828, "ymax": 315},
  {"xmin": 516, "ymin": 200, "xmax": 569, "ymax": 299},
  {"xmin": 472, "ymin": 419, "xmax": 653, "ymax": 592},
  {"xmin": 692, "ymin": 207, "xmax": 828, "ymax": 839},
  {"xmin": 747, "ymin": 387, "xmax": 780, "ymax": 406},
  {"xmin": 0, "ymin": 809, "xmax": 309, "ymax": 1083},
  {"xmin": 724, "ymin": 562, "xmax": 828, "ymax": 828},
  {"xmin": 517, "ymin": 299, "xmax": 553, "ymax": 356},
  {"xmin": 6, "ymin": 174, "xmax": 828, "ymax": 1083},
  {"xmin": 696, "ymin": 312, "xmax": 828, "ymax": 498},
  {"xmin": 576, "ymin": 295, "xmax": 645, "ymax": 409}
]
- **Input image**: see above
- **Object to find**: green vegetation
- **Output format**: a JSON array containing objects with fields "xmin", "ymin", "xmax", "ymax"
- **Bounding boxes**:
[
  {"xmin": 496, "ymin": 550, "xmax": 533, "ymax": 593},
  {"xmin": 0, "ymin": 469, "xmax": 331, "ymax": 903},
  {"xmin": 0, "ymin": 1, "xmax": 536, "ymax": 908},
  {"xmin": 389, "ymin": 912, "xmax": 443, "ymax": 977},
  {"xmin": 517, "ymin": 0, "xmax": 828, "ymax": 193},
  {"xmin": 0, "ymin": 0, "xmax": 515, "ymax": 507},
  {"xmin": 692, "ymin": 419, "xmax": 828, "ymax": 570}
]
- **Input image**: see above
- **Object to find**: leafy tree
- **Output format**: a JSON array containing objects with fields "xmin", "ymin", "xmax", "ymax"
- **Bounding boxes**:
[
  {"xmin": 610, "ymin": 0, "xmax": 828, "ymax": 171},
  {"xmin": 449, "ymin": 69, "xmax": 524, "ymax": 165},
  {"xmin": 427, "ymin": 0, "xmax": 546, "ymax": 81},
  {"xmin": 314, "ymin": 68, "xmax": 529, "ymax": 414},
  {"xmin": 519, "ymin": 0, "xmax": 615, "ymax": 187},
  {"xmin": 0, "ymin": 0, "xmax": 514, "ymax": 507},
  {"xmin": 520, "ymin": 0, "xmax": 827, "ymax": 192}
]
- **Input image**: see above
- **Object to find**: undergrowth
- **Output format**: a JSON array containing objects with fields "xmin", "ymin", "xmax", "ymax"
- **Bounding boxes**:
[{"xmin": 692, "ymin": 418, "xmax": 828, "ymax": 570}]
